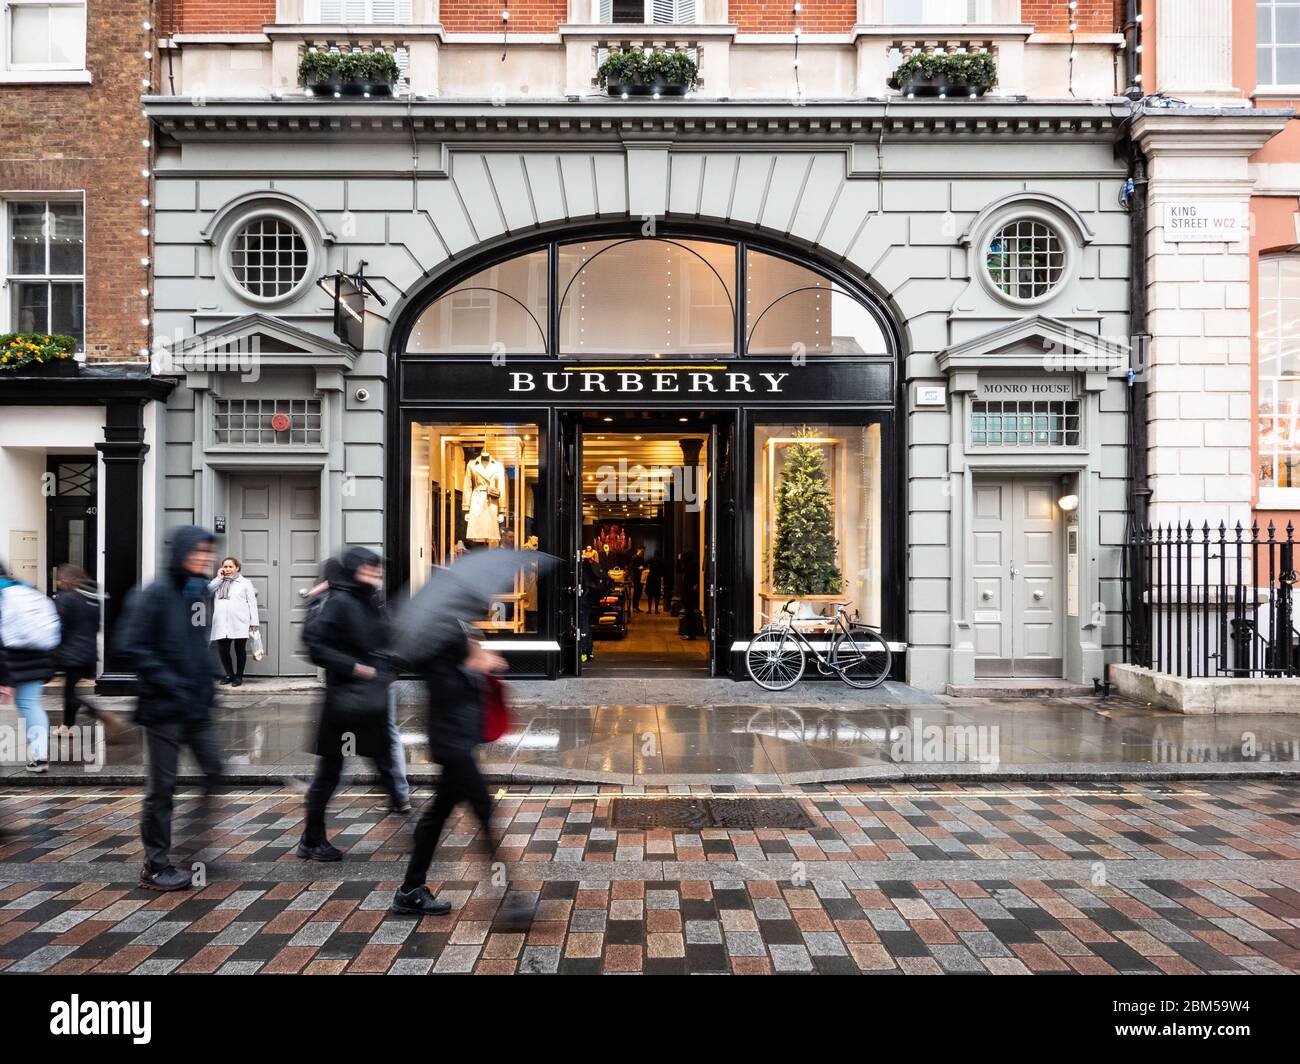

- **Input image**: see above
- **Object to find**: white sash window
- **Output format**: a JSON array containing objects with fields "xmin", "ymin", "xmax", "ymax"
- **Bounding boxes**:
[
  {"xmin": 596, "ymin": 0, "xmax": 696, "ymax": 24},
  {"xmin": 307, "ymin": 1, "xmax": 413, "ymax": 21},
  {"xmin": 884, "ymin": 0, "xmax": 992, "ymax": 22}
]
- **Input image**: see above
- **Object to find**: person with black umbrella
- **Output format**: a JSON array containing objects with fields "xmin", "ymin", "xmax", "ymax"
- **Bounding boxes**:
[
  {"xmin": 298, "ymin": 547, "xmax": 408, "ymax": 862},
  {"xmin": 392, "ymin": 625, "xmax": 506, "ymax": 915}
]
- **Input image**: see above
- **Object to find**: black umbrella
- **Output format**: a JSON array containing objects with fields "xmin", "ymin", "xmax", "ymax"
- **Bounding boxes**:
[{"xmin": 391, "ymin": 548, "xmax": 560, "ymax": 667}]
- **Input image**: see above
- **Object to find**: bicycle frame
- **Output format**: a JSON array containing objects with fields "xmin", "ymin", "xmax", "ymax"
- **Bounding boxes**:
[{"xmin": 762, "ymin": 606, "xmax": 856, "ymax": 676}]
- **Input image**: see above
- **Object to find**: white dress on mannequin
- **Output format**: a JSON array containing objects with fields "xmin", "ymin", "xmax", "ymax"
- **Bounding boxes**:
[{"xmin": 463, "ymin": 452, "xmax": 506, "ymax": 543}]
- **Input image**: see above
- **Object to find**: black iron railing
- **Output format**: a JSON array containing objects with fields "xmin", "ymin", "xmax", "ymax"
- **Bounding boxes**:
[{"xmin": 1124, "ymin": 521, "xmax": 1299, "ymax": 679}]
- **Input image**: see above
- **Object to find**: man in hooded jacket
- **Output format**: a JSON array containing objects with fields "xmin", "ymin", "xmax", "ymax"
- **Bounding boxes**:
[
  {"xmin": 119, "ymin": 525, "xmax": 223, "ymax": 891},
  {"xmin": 298, "ymin": 546, "xmax": 407, "ymax": 861}
]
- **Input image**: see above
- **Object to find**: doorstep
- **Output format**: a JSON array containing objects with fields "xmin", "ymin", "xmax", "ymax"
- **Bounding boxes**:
[{"xmin": 946, "ymin": 678, "xmax": 1096, "ymax": 698}]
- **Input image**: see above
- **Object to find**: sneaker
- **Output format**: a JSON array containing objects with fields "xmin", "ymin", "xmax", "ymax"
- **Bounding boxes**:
[
  {"xmin": 219, "ymin": 676, "xmax": 233, "ymax": 686},
  {"xmin": 295, "ymin": 839, "xmax": 344, "ymax": 862},
  {"xmin": 390, "ymin": 801, "xmax": 412, "ymax": 815},
  {"xmin": 25, "ymin": 759, "xmax": 47, "ymax": 775},
  {"xmin": 391, "ymin": 885, "xmax": 451, "ymax": 916},
  {"xmin": 231, "ymin": 678, "xmax": 243, "ymax": 688},
  {"xmin": 139, "ymin": 865, "xmax": 192, "ymax": 892}
]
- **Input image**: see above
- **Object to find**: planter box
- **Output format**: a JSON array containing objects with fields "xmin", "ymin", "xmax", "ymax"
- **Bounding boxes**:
[
  {"xmin": 892, "ymin": 74, "xmax": 988, "ymax": 98},
  {"xmin": 605, "ymin": 74, "xmax": 690, "ymax": 98},
  {"xmin": 0, "ymin": 357, "xmax": 78, "ymax": 378},
  {"xmin": 305, "ymin": 74, "xmax": 396, "ymax": 97}
]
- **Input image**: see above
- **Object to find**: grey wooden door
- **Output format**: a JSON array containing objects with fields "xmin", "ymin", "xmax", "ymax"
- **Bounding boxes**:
[
  {"xmin": 227, "ymin": 474, "xmax": 321, "ymax": 676},
  {"xmin": 971, "ymin": 477, "xmax": 1062, "ymax": 677}
]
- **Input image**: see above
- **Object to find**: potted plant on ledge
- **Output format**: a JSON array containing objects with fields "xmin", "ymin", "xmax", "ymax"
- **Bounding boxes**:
[
  {"xmin": 888, "ymin": 52, "xmax": 997, "ymax": 98},
  {"xmin": 0, "ymin": 333, "xmax": 79, "ymax": 376},
  {"xmin": 299, "ymin": 49, "xmax": 401, "ymax": 98},
  {"xmin": 598, "ymin": 49, "xmax": 697, "ymax": 98}
]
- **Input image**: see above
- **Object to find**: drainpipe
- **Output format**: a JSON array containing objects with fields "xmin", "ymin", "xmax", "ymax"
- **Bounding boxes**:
[{"xmin": 1124, "ymin": 107, "xmax": 1152, "ymax": 665}]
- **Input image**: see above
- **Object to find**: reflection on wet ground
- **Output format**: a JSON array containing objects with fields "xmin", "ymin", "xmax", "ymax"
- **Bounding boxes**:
[{"xmin": 3, "ymin": 689, "xmax": 1298, "ymax": 783}]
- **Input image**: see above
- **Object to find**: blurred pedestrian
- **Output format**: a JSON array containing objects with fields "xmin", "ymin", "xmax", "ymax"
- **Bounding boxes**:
[
  {"xmin": 298, "ymin": 547, "xmax": 408, "ymax": 862},
  {"xmin": 208, "ymin": 556, "xmax": 259, "ymax": 688},
  {"xmin": 393, "ymin": 626, "xmax": 504, "ymax": 915},
  {"xmin": 578, "ymin": 546, "xmax": 606, "ymax": 663},
  {"xmin": 53, "ymin": 564, "xmax": 123, "ymax": 741},
  {"xmin": 120, "ymin": 526, "xmax": 224, "ymax": 891},
  {"xmin": 0, "ymin": 561, "xmax": 59, "ymax": 773}
]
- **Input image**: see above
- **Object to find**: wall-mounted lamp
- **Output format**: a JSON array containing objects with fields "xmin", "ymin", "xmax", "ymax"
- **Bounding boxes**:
[{"xmin": 1058, "ymin": 493, "xmax": 1079, "ymax": 513}]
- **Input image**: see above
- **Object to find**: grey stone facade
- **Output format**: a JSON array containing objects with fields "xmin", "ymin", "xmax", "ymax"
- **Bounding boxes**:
[{"xmin": 145, "ymin": 99, "xmax": 1132, "ymax": 691}]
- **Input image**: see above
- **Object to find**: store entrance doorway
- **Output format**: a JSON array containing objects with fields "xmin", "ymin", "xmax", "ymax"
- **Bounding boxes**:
[{"xmin": 566, "ymin": 412, "xmax": 731, "ymax": 677}]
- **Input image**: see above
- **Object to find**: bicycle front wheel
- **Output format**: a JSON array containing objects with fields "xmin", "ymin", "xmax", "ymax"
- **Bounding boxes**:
[
  {"xmin": 746, "ymin": 626, "xmax": 806, "ymax": 691},
  {"xmin": 831, "ymin": 626, "xmax": 892, "ymax": 689}
]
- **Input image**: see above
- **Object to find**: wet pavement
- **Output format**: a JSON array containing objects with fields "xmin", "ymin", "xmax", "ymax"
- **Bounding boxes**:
[
  {"xmin": 2, "ymin": 684, "xmax": 1298, "ymax": 784},
  {"xmin": 0, "ymin": 780, "xmax": 1297, "ymax": 974}
]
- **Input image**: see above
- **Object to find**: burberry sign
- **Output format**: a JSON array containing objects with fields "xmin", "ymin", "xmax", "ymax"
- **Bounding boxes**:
[{"xmin": 401, "ymin": 360, "xmax": 893, "ymax": 405}]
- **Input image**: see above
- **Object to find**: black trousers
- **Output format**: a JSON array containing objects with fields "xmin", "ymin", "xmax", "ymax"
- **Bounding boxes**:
[
  {"xmin": 402, "ymin": 753, "xmax": 493, "ymax": 892},
  {"xmin": 215, "ymin": 638, "xmax": 247, "ymax": 680},
  {"xmin": 632, "ymin": 578, "xmax": 644, "ymax": 611},
  {"xmin": 141, "ymin": 717, "xmax": 224, "ymax": 871},
  {"xmin": 61, "ymin": 667, "xmax": 98, "ymax": 727},
  {"xmin": 302, "ymin": 742, "xmax": 402, "ymax": 846}
]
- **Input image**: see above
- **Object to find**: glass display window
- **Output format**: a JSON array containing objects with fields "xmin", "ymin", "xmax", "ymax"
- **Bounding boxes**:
[
  {"xmin": 753, "ymin": 421, "xmax": 882, "ymax": 630},
  {"xmin": 407, "ymin": 249, "xmax": 548, "ymax": 354},
  {"xmin": 409, "ymin": 420, "xmax": 542, "ymax": 633}
]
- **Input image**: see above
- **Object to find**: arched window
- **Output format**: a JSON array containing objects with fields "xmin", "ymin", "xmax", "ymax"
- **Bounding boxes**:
[
  {"xmin": 1259, "ymin": 254, "xmax": 1300, "ymax": 490},
  {"xmin": 403, "ymin": 236, "xmax": 890, "ymax": 359},
  {"xmin": 407, "ymin": 249, "xmax": 548, "ymax": 354},
  {"xmin": 557, "ymin": 238, "xmax": 735, "ymax": 356}
]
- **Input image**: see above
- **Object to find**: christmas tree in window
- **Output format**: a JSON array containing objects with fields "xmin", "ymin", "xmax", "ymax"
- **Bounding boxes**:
[{"xmin": 770, "ymin": 430, "xmax": 843, "ymax": 595}]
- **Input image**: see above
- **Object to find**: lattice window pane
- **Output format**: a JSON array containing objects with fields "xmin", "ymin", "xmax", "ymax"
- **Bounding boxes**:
[
  {"xmin": 970, "ymin": 399, "xmax": 1080, "ymax": 448},
  {"xmin": 55, "ymin": 461, "xmax": 94, "ymax": 496},
  {"xmin": 213, "ymin": 399, "xmax": 324, "ymax": 446},
  {"xmin": 229, "ymin": 217, "xmax": 309, "ymax": 299},
  {"xmin": 985, "ymin": 219, "xmax": 1065, "ymax": 301}
]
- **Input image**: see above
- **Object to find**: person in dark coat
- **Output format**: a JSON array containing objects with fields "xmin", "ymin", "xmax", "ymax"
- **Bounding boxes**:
[
  {"xmin": 629, "ymin": 547, "xmax": 646, "ymax": 613},
  {"xmin": 119, "ymin": 525, "xmax": 223, "ymax": 891},
  {"xmin": 578, "ymin": 546, "xmax": 607, "ymax": 663},
  {"xmin": 0, "ymin": 562, "xmax": 55, "ymax": 773},
  {"xmin": 645, "ymin": 554, "xmax": 664, "ymax": 614},
  {"xmin": 298, "ymin": 546, "xmax": 407, "ymax": 862},
  {"xmin": 393, "ymin": 626, "xmax": 504, "ymax": 916},
  {"xmin": 53, "ymin": 564, "xmax": 122, "ymax": 740}
]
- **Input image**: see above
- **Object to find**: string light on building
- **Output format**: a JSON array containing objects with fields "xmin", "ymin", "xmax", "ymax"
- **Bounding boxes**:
[
  {"xmin": 791, "ymin": 2, "xmax": 802, "ymax": 100},
  {"xmin": 141, "ymin": 9, "xmax": 155, "ymax": 364},
  {"xmin": 501, "ymin": 1, "xmax": 509, "ymax": 62}
]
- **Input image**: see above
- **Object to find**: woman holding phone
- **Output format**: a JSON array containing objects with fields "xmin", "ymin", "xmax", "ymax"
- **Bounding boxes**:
[{"xmin": 209, "ymin": 556, "xmax": 259, "ymax": 687}]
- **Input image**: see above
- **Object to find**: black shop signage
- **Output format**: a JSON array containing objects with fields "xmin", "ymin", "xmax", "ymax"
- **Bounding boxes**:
[{"xmin": 401, "ymin": 360, "xmax": 893, "ymax": 405}]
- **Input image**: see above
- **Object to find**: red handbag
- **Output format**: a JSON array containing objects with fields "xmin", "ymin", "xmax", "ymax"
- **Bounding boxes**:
[{"xmin": 482, "ymin": 674, "xmax": 512, "ymax": 743}]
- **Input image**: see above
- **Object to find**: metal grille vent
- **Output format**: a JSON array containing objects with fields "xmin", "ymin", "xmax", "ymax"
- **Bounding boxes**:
[{"xmin": 213, "ymin": 399, "xmax": 323, "ymax": 446}]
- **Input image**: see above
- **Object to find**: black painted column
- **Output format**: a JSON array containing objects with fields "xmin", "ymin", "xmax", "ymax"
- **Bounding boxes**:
[{"xmin": 96, "ymin": 399, "xmax": 149, "ymax": 693}]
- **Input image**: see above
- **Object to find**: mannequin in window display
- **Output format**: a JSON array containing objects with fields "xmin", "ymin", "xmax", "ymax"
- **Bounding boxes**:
[{"xmin": 462, "ymin": 445, "xmax": 506, "ymax": 546}]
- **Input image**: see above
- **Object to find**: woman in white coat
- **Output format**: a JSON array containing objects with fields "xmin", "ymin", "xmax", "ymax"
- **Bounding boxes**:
[{"xmin": 209, "ymin": 556, "xmax": 259, "ymax": 687}]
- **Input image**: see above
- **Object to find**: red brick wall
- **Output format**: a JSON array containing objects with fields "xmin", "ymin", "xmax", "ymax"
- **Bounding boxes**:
[
  {"xmin": 168, "ymin": 0, "xmax": 275, "ymax": 34},
  {"xmin": 1022, "ymin": 0, "xmax": 1123, "ymax": 33},
  {"xmin": 0, "ymin": 0, "xmax": 154, "ymax": 362},
  {"xmin": 731, "ymin": 0, "xmax": 854, "ymax": 34},
  {"xmin": 442, "ymin": 0, "xmax": 567, "ymax": 33}
]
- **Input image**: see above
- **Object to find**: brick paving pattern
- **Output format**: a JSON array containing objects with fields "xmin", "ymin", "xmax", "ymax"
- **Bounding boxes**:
[{"xmin": 0, "ymin": 782, "xmax": 1297, "ymax": 974}]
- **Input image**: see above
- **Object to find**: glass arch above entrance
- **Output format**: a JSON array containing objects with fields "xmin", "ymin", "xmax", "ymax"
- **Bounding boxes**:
[{"xmin": 404, "ymin": 236, "xmax": 892, "ymax": 359}]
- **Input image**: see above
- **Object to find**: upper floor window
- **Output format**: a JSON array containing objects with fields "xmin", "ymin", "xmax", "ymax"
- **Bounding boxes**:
[
  {"xmin": 3, "ymin": 0, "xmax": 85, "ymax": 72},
  {"xmin": 307, "ymin": 1, "xmax": 412, "ymax": 20},
  {"xmin": 884, "ymin": 0, "xmax": 993, "ymax": 22},
  {"xmin": 1258, "ymin": 0, "xmax": 1300, "ymax": 87},
  {"xmin": 595, "ymin": 0, "xmax": 696, "ymax": 24},
  {"xmin": 1258, "ymin": 255, "xmax": 1300, "ymax": 490},
  {"xmin": 4, "ymin": 197, "xmax": 84, "ymax": 350}
]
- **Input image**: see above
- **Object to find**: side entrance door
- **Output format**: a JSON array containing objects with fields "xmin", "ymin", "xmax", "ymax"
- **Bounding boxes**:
[
  {"xmin": 971, "ymin": 477, "xmax": 1063, "ymax": 677},
  {"xmin": 227, "ymin": 474, "xmax": 321, "ymax": 676}
]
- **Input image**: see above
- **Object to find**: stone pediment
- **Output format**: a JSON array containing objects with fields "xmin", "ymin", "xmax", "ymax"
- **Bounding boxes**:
[
  {"xmin": 937, "ymin": 314, "xmax": 1127, "ymax": 392},
  {"xmin": 168, "ymin": 313, "xmax": 356, "ymax": 390}
]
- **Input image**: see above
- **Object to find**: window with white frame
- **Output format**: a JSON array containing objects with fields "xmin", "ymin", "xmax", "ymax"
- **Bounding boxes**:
[
  {"xmin": 598, "ymin": 0, "xmax": 696, "ymax": 24},
  {"xmin": 1258, "ymin": 255, "xmax": 1300, "ymax": 491},
  {"xmin": 307, "ymin": 0, "xmax": 412, "ymax": 19},
  {"xmin": 1259, "ymin": 1, "xmax": 1300, "ymax": 87},
  {"xmin": 884, "ymin": 0, "xmax": 993, "ymax": 22},
  {"xmin": 4, "ymin": 198, "xmax": 84, "ymax": 349},
  {"xmin": 3, "ymin": 1, "xmax": 85, "ymax": 71}
]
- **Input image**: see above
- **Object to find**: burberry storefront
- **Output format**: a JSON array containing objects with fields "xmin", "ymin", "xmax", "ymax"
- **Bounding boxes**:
[{"xmin": 146, "ymin": 98, "xmax": 1133, "ymax": 690}]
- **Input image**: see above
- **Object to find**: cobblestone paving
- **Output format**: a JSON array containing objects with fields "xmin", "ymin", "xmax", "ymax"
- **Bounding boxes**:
[{"xmin": 0, "ymin": 782, "xmax": 1298, "ymax": 974}]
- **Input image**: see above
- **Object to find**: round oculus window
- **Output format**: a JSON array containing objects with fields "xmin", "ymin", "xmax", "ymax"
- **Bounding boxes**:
[
  {"xmin": 229, "ymin": 216, "xmax": 310, "ymax": 299},
  {"xmin": 985, "ymin": 219, "xmax": 1065, "ymax": 302}
]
